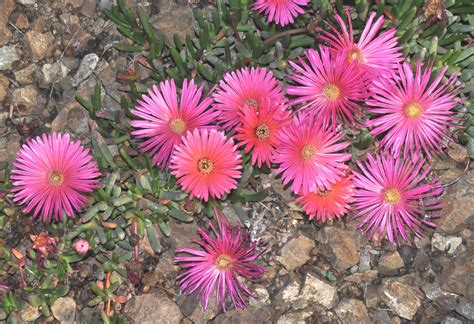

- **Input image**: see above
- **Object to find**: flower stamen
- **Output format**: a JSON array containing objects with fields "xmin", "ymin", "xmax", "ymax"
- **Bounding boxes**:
[
  {"xmin": 323, "ymin": 84, "xmax": 340, "ymax": 101},
  {"xmin": 404, "ymin": 102, "xmax": 423, "ymax": 119},
  {"xmin": 198, "ymin": 158, "xmax": 214, "ymax": 175},
  {"xmin": 301, "ymin": 144, "xmax": 316, "ymax": 160},
  {"xmin": 245, "ymin": 99, "xmax": 258, "ymax": 108},
  {"xmin": 384, "ymin": 188, "xmax": 401, "ymax": 204},
  {"xmin": 348, "ymin": 48, "xmax": 363, "ymax": 64},
  {"xmin": 48, "ymin": 171, "xmax": 64, "ymax": 186},
  {"xmin": 216, "ymin": 254, "xmax": 232, "ymax": 270},
  {"xmin": 170, "ymin": 118, "xmax": 187, "ymax": 134},
  {"xmin": 255, "ymin": 124, "xmax": 270, "ymax": 139}
]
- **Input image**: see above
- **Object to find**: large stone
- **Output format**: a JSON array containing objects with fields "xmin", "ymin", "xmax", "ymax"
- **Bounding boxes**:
[
  {"xmin": 277, "ymin": 235, "xmax": 315, "ymax": 271},
  {"xmin": 52, "ymin": 101, "xmax": 89, "ymax": 136},
  {"xmin": 212, "ymin": 306, "xmax": 271, "ymax": 323},
  {"xmin": 151, "ymin": 0, "xmax": 193, "ymax": 44},
  {"xmin": 72, "ymin": 53, "xmax": 99, "ymax": 86},
  {"xmin": 12, "ymin": 85, "xmax": 45, "ymax": 111},
  {"xmin": 0, "ymin": 74, "xmax": 9, "ymax": 102},
  {"xmin": 378, "ymin": 251, "xmax": 405, "ymax": 275},
  {"xmin": 123, "ymin": 290, "xmax": 182, "ymax": 324},
  {"xmin": 335, "ymin": 298, "xmax": 371, "ymax": 324},
  {"xmin": 277, "ymin": 310, "xmax": 313, "ymax": 324},
  {"xmin": 277, "ymin": 275, "xmax": 301, "ymax": 304},
  {"xmin": 0, "ymin": 0, "xmax": 15, "ymax": 46},
  {"xmin": 38, "ymin": 62, "xmax": 70, "ymax": 88},
  {"xmin": 0, "ymin": 45, "xmax": 19, "ymax": 70},
  {"xmin": 448, "ymin": 142, "xmax": 469, "ymax": 164},
  {"xmin": 51, "ymin": 297, "xmax": 77, "ymax": 323},
  {"xmin": 379, "ymin": 280, "xmax": 422, "ymax": 320},
  {"xmin": 0, "ymin": 25, "xmax": 12, "ymax": 47},
  {"xmin": 441, "ymin": 255, "xmax": 474, "ymax": 300},
  {"xmin": 14, "ymin": 64, "xmax": 38, "ymax": 85},
  {"xmin": 455, "ymin": 298, "xmax": 474, "ymax": 321},
  {"xmin": 319, "ymin": 227, "xmax": 360, "ymax": 272},
  {"xmin": 438, "ymin": 180, "xmax": 474, "ymax": 234},
  {"xmin": 299, "ymin": 273, "xmax": 337, "ymax": 310},
  {"xmin": 24, "ymin": 31, "xmax": 55, "ymax": 62},
  {"xmin": 20, "ymin": 304, "xmax": 40, "ymax": 322}
]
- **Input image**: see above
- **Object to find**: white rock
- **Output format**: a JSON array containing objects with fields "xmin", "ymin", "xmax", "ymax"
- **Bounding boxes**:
[
  {"xmin": 0, "ymin": 46, "xmax": 19, "ymax": 71},
  {"xmin": 300, "ymin": 273, "xmax": 337, "ymax": 309},
  {"xmin": 72, "ymin": 53, "xmax": 99, "ymax": 87}
]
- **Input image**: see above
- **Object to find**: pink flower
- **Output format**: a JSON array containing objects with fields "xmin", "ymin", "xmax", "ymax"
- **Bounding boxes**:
[
  {"xmin": 11, "ymin": 133, "xmax": 100, "ymax": 222},
  {"xmin": 352, "ymin": 153, "xmax": 443, "ymax": 243},
  {"xmin": 273, "ymin": 112, "xmax": 351, "ymax": 195},
  {"xmin": 319, "ymin": 10, "xmax": 402, "ymax": 79},
  {"xmin": 234, "ymin": 101, "xmax": 291, "ymax": 168},
  {"xmin": 131, "ymin": 79, "xmax": 218, "ymax": 169},
  {"xmin": 175, "ymin": 220, "xmax": 265, "ymax": 312},
  {"xmin": 366, "ymin": 61, "xmax": 461, "ymax": 158},
  {"xmin": 213, "ymin": 67, "xmax": 286, "ymax": 131},
  {"xmin": 286, "ymin": 47, "xmax": 369, "ymax": 126},
  {"xmin": 252, "ymin": 0, "xmax": 310, "ymax": 26},
  {"xmin": 170, "ymin": 129, "xmax": 242, "ymax": 201},
  {"xmin": 73, "ymin": 239, "xmax": 90, "ymax": 254},
  {"xmin": 296, "ymin": 176, "xmax": 354, "ymax": 223}
]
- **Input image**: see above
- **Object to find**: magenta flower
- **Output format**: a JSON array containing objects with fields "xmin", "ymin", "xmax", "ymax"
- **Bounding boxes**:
[
  {"xmin": 366, "ymin": 61, "xmax": 461, "ymax": 158},
  {"xmin": 286, "ymin": 47, "xmax": 369, "ymax": 126},
  {"xmin": 11, "ymin": 133, "xmax": 100, "ymax": 222},
  {"xmin": 273, "ymin": 112, "xmax": 351, "ymax": 195},
  {"xmin": 170, "ymin": 129, "xmax": 242, "ymax": 201},
  {"xmin": 175, "ymin": 220, "xmax": 265, "ymax": 311},
  {"xmin": 352, "ymin": 153, "xmax": 443, "ymax": 243},
  {"xmin": 213, "ymin": 67, "xmax": 286, "ymax": 131},
  {"xmin": 235, "ymin": 100, "xmax": 291, "ymax": 168},
  {"xmin": 251, "ymin": 0, "xmax": 310, "ymax": 26},
  {"xmin": 131, "ymin": 79, "xmax": 218, "ymax": 169},
  {"xmin": 319, "ymin": 10, "xmax": 402, "ymax": 79}
]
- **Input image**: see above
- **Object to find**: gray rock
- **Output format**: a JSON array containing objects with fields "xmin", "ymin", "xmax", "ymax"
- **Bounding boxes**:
[
  {"xmin": 277, "ymin": 235, "xmax": 315, "ymax": 271},
  {"xmin": 455, "ymin": 298, "xmax": 474, "ymax": 321},
  {"xmin": 438, "ymin": 179, "xmax": 474, "ymax": 234},
  {"xmin": 24, "ymin": 31, "xmax": 55, "ymax": 62},
  {"xmin": 422, "ymin": 283, "xmax": 458, "ymax": 301},
  {"xmin": 212, "ymin": 306, "xmax": 271, "ymax": 323},
  {"xmin": 379, "ymin": 280, "xmax": 422, "ymax": 320},
  {"xmin": 39, "ymin": 62, "xmax": 70, "ymax": 88},
  {"xmin": 378, "ymin": 251, "xmax": 404, "ymax": 275},
  {"xmin": 52, "ymin": 102, "xmax": 89, "ymax": 136},
  {"xmin": 319, "ymin": 227, "xmax": 360, "ymax": 272},
  {"xmin": 299, "ymin": 273, "xmax": 337, "ymax": 310},
  {"xmin": 0, "ymin": 45, "xmax": 19, "ymax": 71},
  {"xmin": 18, "ymin": 0, "xmax": 37, "ymax": 4},
  {"xmin": 335, "ymin": 298, "xmax": 371, "ymax": 324},
  {"xmin": 441, "ymin": 255, "xmax": 474, "ymax": 300},
  {"xmin": 441, "ymin": 316, "xmax": 462, "ymax": 324},
  {"xmin": 72, "ymin": 53, "xmax": 100, "ymax": 87},
  {"xmin": 51, "ymin": 297, "xmax": 77, "ymax": 323},
  {"xmin": 123, "ymin": 290, "xmax": 183, "ymax": 324},
  {"xmin": 277, "ymin": 310, "xmax": 313, "ymax": 324},
  {"xmin": 20, "ymin": 304, "xmax": 40, "ymax": 322}
]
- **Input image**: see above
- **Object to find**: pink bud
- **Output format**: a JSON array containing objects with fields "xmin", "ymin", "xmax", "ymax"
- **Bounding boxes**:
[{"xmin": 73, "ymin": 239, "xmax": 90, "ymax": 254}]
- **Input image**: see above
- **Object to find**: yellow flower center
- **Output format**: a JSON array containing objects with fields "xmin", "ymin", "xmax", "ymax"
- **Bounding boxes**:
[
  {"xmin": 169, "ymin": 118, "xmax": 186, "ymax": 134},
  {"xmin": 48, "ymin": 171, "xmax": 64, "ymax": 186},
  {"xmin": 245, "ymin": 99, "xmax": 258, "ymax": 108},
  {"xmin": 404, "ymin": 102, "xmax": 423, "ymax": 119},
  {"xmin": 317, "ymin": 190, "xmax": 332, "ymax": 197},
  {"xmin": 216, "ymin": 254, "xmax": 232, "ymax": 270},
  {"xmin": 255, "ymin": 124, "xmax": 270, "ymax": 139},
  {"xmin": 348, "ymin": 48, "xmax": 363, "ymax": 64},
  {"xmin": 198, "ymin": 158, "xmax": 214, "ymax": 175},
  {"xmin": 384, "ymin": 188, "xmax": 401, "ymax": 204},
  {"xmin": 323, "ymin": 84, "xmax": 340, "ymax": 101},
  {"xmin": 301, "ymin": 144, "xmax": 316, "ymax": 160}
]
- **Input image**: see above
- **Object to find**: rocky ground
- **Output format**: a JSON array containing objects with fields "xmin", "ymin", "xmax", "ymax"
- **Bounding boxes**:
[{"xmin": 0, "ymin": 0, "xmax": 473, "ymax": 323}]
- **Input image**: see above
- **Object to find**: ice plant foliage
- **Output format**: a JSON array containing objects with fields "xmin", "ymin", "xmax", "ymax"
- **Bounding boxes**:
[
  {"xmin": 131, "ymin": 78, "xmax": 218, "ymax": 168},
  {"xmin": 170, "ymin": 129, "xmax": 242, "ymax": 201},
  {"xmin": 297, "ymin": 176, "xmax": 355, "ymax": 223},
  {"xmin": 251, "ymin": 0, "xmax": 310, "ymax": 26},
  {"xmin": 11, "ymin": 133, "xmax": 100, "ymax": 222},
  {"xmin": 273, "ymin": 112, "xmax": 351, "ymax": 195},
  {"xmin": 175, "ymin": 220, "xmax": 265, "ymax": 312},
  {"xmin": 366, "ymin": 61, "xmax": 461, "ymax": 158},
  {"xmin": 287, "ymin": 47, "xmax": 369, "ymax": 126},
  {"xmin": 319, "ymin": 10, "xmax": 403, "ymax": 79},
  {"xmin": 235, "ymin": 100, "xmax": 291, "ymax": 167},
  {"xmin": 352, "ymin": 154, "xmax": 443, "ymax": 243},
  {"xmin": 213, "ymin": 67, "xmax": 286, "ymax": 131}
]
